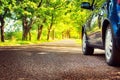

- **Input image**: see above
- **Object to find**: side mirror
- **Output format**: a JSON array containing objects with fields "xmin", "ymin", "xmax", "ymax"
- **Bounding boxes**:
[{"xmin": 81, "ymin": 2, "xmax": 92, "ymax": 10}]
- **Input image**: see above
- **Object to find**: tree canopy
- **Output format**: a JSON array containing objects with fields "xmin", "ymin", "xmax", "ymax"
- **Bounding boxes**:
[{"xmin": 0, "ymin": 0, "xmax": 105, "ymax": 44}]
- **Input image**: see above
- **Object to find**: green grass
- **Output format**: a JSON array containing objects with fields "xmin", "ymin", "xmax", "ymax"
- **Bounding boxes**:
[
  {"xmin": 75, "ymin": 39, "xmax": 82, "ymax": 46},
  {"xmin": 0, "ymin": 38, "xmax": 82, "ymax": 46},
  {"xmin": 0, "ymin": 39, "xmax": 48, "ymax": 46}
]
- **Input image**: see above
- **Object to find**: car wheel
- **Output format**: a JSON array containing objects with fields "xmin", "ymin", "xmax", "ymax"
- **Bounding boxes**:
[
  {"xmin": 105, "ymin": 26, "xmax": 119, "ymax": 66},
  {"xmin": 105, "ymin": 26, "xmax": 113, "ymax": 65},
  {"xmin": 82, "ymin": 33, "xmax": 94, "ymax": 55}
]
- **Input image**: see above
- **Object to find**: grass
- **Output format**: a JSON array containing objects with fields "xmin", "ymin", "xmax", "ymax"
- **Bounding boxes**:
[
  {"xmin": 0, "ymin": 38, "xmax": 82, "ymax": 46},
  {"xmin": 0, "ymin": 39, "xmax": 48, "ymax": 46},
  {"xmin": 75, "ymin": 39, "xmax": 82, "ymax": 46}
]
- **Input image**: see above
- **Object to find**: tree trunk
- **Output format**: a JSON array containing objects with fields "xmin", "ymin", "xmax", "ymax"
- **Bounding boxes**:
[
  {"xmin": 29, "ymin": 31, "xmax": 31, "ymax": 41},
  {"xmin": 62, "ymin": 32, "xmax": 64, "ymax": 39},
  {"xmin": 47, "ymin": 28, "xmax": 51, "ymax": 41},
  {"xmin": 22, "ymin": 17, "xmax": 33, "ymax": 41},
  {"xmin": 22, "ymin": 29, "xmax": 28, "ymax": 40},
  {"xmin": 68, "ymin": 30, "xmax": 70, "ymax": 38},
  {"xmin": 47, "ymin": 14, "xmax": 54, "ymax": 41},
  {"xmin": 37, "ymin": 19, "xmax": 46, "ymax": 40},
  {"xmin": 0, "ymin": 8, "xmax": 8, "ymax": 42},
  {"xmin": 37, "ymin": 25, "xmax": 43, "ymax": 40},
  {"xmin": 47, "ymin": 23, "xmax": 53, "ymax": 41},
  {"xmin": 22, "ymin": 17, "xmax": 28, "ymax": 40},
  {"xmin": 0, "ymin": 17, "xmax": 5, "ymax": 42},
  {"xmin": 1, "ymin": 25, "xmax": 5, "ymax": 42},
  {"xmin": 51, "ymin": 29, "xmax": 55, "ymax": 40}
]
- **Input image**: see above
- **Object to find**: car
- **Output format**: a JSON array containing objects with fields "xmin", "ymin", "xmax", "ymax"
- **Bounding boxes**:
[{"xmin": 81, "ymin": 0, "xmax": 120, "ymax": 66}]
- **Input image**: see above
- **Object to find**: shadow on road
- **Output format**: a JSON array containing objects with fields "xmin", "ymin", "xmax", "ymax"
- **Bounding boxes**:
[{"xmin": 0, "ymin": 44, "xmax": 120, "ymax": 80}]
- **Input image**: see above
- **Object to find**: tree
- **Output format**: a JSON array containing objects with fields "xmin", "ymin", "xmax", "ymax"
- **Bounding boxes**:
[
  {"xmin": 0, "ymin": 0, "xmax": 15, "ymax": 42},
  {"xmin": 45, "ymin": 0, "xmax": 68, "ymax": 40},
  {"xmin": 34, "ymin": 0, "xmax": 46, "ymax": 40},
  {"xmin": 14, "ymin": 0, "xmax": 38, "ymax": 41},
  {"xmin": 37, "ymin": 18, "xmax": 46, "ymax": 40}
]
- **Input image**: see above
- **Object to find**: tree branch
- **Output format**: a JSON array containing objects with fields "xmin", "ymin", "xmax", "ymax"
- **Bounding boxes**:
[
  {"xmin": 38, "ymin": 0, "xmax": 43, "ymax": 7},
  {"xmin": 3, "ymin": 7, "xmax": 9, "ymax": 18}
]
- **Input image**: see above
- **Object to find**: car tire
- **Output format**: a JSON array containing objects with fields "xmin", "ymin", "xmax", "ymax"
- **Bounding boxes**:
[
  {"xmin": 82, "ymin": 33, "xmax": 94, "ymax": 55},
  {"xmin": 105, "ymin": 25, "xmax": 119, "ymax": 66}
]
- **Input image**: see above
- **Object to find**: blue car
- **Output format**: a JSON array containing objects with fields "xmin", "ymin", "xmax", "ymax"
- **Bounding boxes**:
[{"xmin": 81, "ymin": 0, "xmax": 120, "ymax": 66}]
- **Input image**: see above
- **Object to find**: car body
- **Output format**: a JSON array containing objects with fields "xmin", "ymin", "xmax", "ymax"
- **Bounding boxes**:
[{"xmin": 81, "ymin": 0, "xmax": 120, "ymax": 66}]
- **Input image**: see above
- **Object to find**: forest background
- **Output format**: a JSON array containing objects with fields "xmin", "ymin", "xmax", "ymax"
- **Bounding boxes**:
[{"xmin": 0, "ymin": 0, "xmax": 103, "ymax": 46}]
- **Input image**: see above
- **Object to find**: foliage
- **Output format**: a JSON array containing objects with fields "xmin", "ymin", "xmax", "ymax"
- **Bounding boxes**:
[{"xmin": 0, "ymin": 0, "xmax": 105, "ymax": 45}]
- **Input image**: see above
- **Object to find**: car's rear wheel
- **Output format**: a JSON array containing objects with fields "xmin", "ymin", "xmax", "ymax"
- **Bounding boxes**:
[
  {"xmin": 82, "ymin": 33, "xmax": 94, "ymax": 55},
  {"xmin": 105, "ymin": 26, "xmax": 113, "ymax": 64},
  {"xmin": 105, "ymin": 25, "xmax": 119, "ymax": 66}
]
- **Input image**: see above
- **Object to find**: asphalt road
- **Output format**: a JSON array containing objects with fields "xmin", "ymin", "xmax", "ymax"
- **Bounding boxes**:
[{"xmin": 0, "ymin": 40, "xmax": 120, "ymax": 80}]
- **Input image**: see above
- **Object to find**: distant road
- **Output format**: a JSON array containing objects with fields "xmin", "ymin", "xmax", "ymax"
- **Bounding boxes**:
[{"xmin": 0, "ymin": 39, "xmax": 120, "ymax": 80}]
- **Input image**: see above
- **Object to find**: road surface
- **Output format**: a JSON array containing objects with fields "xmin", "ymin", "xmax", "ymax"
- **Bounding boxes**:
[{"xmin": 0, "ymin": 40, "xmax": 120, "ymax": 80}]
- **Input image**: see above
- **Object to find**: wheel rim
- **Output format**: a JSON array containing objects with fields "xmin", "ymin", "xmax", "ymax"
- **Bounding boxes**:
[
  {"xmin": 105, "ymin": 28, "xmax": 112, "ymax": 62},
  {"xmin": 82, "ymin": 34, "xmax": 86, "ymax": 53}
]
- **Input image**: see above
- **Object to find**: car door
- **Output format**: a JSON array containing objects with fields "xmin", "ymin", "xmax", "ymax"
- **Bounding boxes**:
[{"xmin": 86, "ymin": 11, "xmax": 103, "ymax": 46}]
